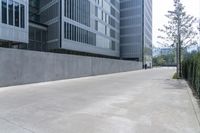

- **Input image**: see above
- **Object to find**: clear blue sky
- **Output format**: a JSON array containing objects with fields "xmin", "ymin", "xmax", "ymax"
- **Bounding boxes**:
[{"xmin": 153, "ymin": 0, "xmax": 200, "ymax": 47}]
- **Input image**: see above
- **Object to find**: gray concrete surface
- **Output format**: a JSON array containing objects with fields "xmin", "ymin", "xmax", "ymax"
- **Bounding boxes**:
[
  {"xmin": 0, "ymin": 48, "xmax": 142, "ymax": 87},
  {"xmin": 0, "ymin": 67, "xmax": 200, "ymax": 133}
]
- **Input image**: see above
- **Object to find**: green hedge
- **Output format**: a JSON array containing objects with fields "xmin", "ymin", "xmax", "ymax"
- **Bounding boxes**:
[{"xmin": 182, "ymin": 53, "xmax": 200, "ymax": 97}]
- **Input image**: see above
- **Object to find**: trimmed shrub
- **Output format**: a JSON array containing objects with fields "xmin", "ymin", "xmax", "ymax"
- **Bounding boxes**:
[{"xmin": 182, "ymin": 53, "xmax": 200, "ymax": 97}]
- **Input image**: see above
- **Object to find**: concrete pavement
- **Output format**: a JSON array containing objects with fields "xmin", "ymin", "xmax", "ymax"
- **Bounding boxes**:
[{"xmin": 0, "ymin": 67, "xmax": 199, "ymax": 133}]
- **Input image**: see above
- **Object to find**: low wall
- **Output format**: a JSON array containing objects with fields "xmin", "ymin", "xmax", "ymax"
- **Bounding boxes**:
[{"xmin": 0, "ymin": 48, "xmax": 142, "ymax": 87}]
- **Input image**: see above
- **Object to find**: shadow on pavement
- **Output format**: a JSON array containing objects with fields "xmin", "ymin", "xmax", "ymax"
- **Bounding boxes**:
[{"xmin": 161, "ymin": 79, "xmax": 187, "ymax": 90}]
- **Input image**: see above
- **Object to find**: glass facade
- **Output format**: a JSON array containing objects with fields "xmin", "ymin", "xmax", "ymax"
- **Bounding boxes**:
[
  {"xmin": 143, "ymin": 0, "xmax": 152, "ymax": 66},
  {"xmin": 8, "ymin": 0, "xmax": 13, "ymax": 25},
  {"xmin": 120, "ymin": 0, "xmax": 152, "ymax": 65},
  {"xmin": 64, "ymin": 22, "xmax": 96, "ymax": 46},
  {"xmin": 14, "ymin": 2, "xmax": 19, "ymax": 27},
  {"xmin": 2, "ymin": 0, "xmax": 7, "ymax": 24},
  {"xmin": 29, "ymin": 0, "xmax": 40, "ymax": 22},
  {"xmin": 28, "ymin": 0, "xmax": 48, "ymax": 51},
  {"xmin": 63, "ymin": 0, "xmax": 120, "ymax": 51},
  {"xmin": 1, "ymin": 0, "xmax": 25, "ymax": 28},
  {"xmin": 64, "ymin": 0, "xmax": 90, "ymax": 27},
  {"xmin": 29, "ymin": 26, "xmax": 47, "ymax": 51},
  {"xmin": 20, "ymin": 4, "xmax": 25, "ymax": 28},
  {"xmin": 0, "ymin": 0, "xmax": 151, "ymax": 59}
]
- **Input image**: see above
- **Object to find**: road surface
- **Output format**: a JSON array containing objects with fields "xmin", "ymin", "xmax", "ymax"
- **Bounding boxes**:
[{"xmin": 0, "ymin": 68, "xmax": 199, "ymax": 133}]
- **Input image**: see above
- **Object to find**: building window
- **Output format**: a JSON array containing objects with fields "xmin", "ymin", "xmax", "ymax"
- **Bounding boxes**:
[
  {"xmin": 110, "ymin": 29, "xmax": 116, "ymax": 38},
  {"xmin": 67, "ymin": 23, "xmax": 70, "ymax": 39},
  {"xmin": 2, "ymin": 0, "xmax": 7, "ymax": 24},
  {"xmin": 64, "ymin": 0, "xmax": 66, "ymax": 17},
  {"xmin": 95, "ymin": 6, "xmax": 98, "ymax": 17},
  {"xmin": 64, "ymin": 22, "xmax": 66, "ymax": 38},
  {"xmin": 20, "ymin": 4, "xmax": 25, "ymax": 28},
  {"xmin": 2, "ymin": 0, "xmax": 26, "ymax": 29},
  {"xmin": 95, "ymin": 20, "xmax": 98, "ymax": 31},
  {"xmin": 101, "ymin": 11, "xmax": 104, "ymax": 20},
  {"xmin": 111, "ymin": 41, "xmax": 116, "ymax": 50},
  {"xmin": 8, "ymin": 0, "xmax": 13, "ymax": 25},
  {"xmin": 14, "ymin": 2, "xmax": 19, "ymax": 27},
  {"xmin": 65, "ymin": 0, "xmax": 90, "ymax": 27},
  {"xmin": 105, "ymin": 26, "xmax": 107, "ymax": 35},
  {"xmin": 64, "ymin": 22, "xmax": 96, "ymax": 46},
  {"xmin": 29, "ymin": 27, "xmax": 47, "ymax": 51},
  {"xmin": 105, "ymin": 13, "xmax": 107, "ymax": 23}
]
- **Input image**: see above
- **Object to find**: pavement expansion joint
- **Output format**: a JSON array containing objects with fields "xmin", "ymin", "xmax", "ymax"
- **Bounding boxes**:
[{"xmin": 0, "ymin": 116, "xmax": 35, "ymax": 133}]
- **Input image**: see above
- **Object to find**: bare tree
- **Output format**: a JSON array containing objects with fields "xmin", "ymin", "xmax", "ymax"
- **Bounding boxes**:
[{"xmin": 158, "ymin": 0, "xmax": 197, "ymax": 78}]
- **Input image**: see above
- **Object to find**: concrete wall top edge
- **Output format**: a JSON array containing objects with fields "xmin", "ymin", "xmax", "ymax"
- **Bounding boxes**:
[{"xmin": 0, "ymin": 47, "xmax": 141, "ymax": 64}]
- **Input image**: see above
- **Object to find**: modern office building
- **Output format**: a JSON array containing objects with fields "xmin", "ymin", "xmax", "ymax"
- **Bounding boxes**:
[
  {"xmin": 0, "ymin": 0, "xmax": 120, "ymax": 58},
  {"xmin": 29, "ymin": 0, "xmax": 120, "ymax": 57},
  {"xmin": 0, "ymin": 0, "xmax": 152, "ymax": 62},
  {"xmin": 120, "ymin": 0, "xmax": 152, "ymax": 67}
]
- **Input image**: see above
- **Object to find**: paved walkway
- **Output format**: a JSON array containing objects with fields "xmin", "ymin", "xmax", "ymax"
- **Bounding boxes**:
[{"xmin": 0, "ymin": 68, "xmax": 199, "ymax": 133}]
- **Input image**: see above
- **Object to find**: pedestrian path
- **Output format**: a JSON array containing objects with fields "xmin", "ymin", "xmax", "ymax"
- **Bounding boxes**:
[{"xmin": 0, "ymin": 67, "xmax": 199, "ymax": 133}]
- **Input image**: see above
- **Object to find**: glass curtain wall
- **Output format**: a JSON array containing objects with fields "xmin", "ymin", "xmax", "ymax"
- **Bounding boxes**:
[
  {"xmin": 29, "ymin": 0, "xmax": 40, "ymax": 22},
  {"xmin": 1, "ymin": 0, "xmax": 25, "ymax": 28}
]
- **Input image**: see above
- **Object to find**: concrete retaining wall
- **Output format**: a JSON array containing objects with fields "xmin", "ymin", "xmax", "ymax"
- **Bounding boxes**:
[{"xmin": 0, "ymin": 48, "xmax": 142, "ymax": 87}]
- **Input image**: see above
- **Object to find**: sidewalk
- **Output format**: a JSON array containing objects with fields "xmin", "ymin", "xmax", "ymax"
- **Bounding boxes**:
[{"xmin": 0, "ymin": 67, "xmax": 199, "ymax": 133}]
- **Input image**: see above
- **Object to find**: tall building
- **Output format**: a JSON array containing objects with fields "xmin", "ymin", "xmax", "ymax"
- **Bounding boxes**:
[
  {"xmin": 120, "ymin": 0, "xmax": 152, "ymax": 67},
  {"xmin": 0, "ymin": 0, "xmax": 152, "ymax": 62},
  {"xmin": 61, "ymin": 0, "xmax": 120, "ymax": 57},
  {"xmin": 0, "ymin": 0, "xmax": 120, "ymax": 58},
  {"xmin": 29, "ymin": 0, "xmax": 120, "ymax": 58}
]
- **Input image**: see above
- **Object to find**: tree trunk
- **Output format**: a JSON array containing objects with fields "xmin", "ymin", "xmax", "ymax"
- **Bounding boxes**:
[
  {"xmin": 179, "ymin": 41, "xmax": 182, "ymax": 78},
  {"xmin": 176, "ymin": 42, "xmax": 180, "ymax": 78},
  {"xmin": 177, "ymin": 11, "xmax": 181, "ymax": 78}
]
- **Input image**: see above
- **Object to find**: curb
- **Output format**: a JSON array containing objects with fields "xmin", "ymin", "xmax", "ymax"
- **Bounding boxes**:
[{"xmin": 185, "ymin": 80, "xmax": 200, "ymax": 127}]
